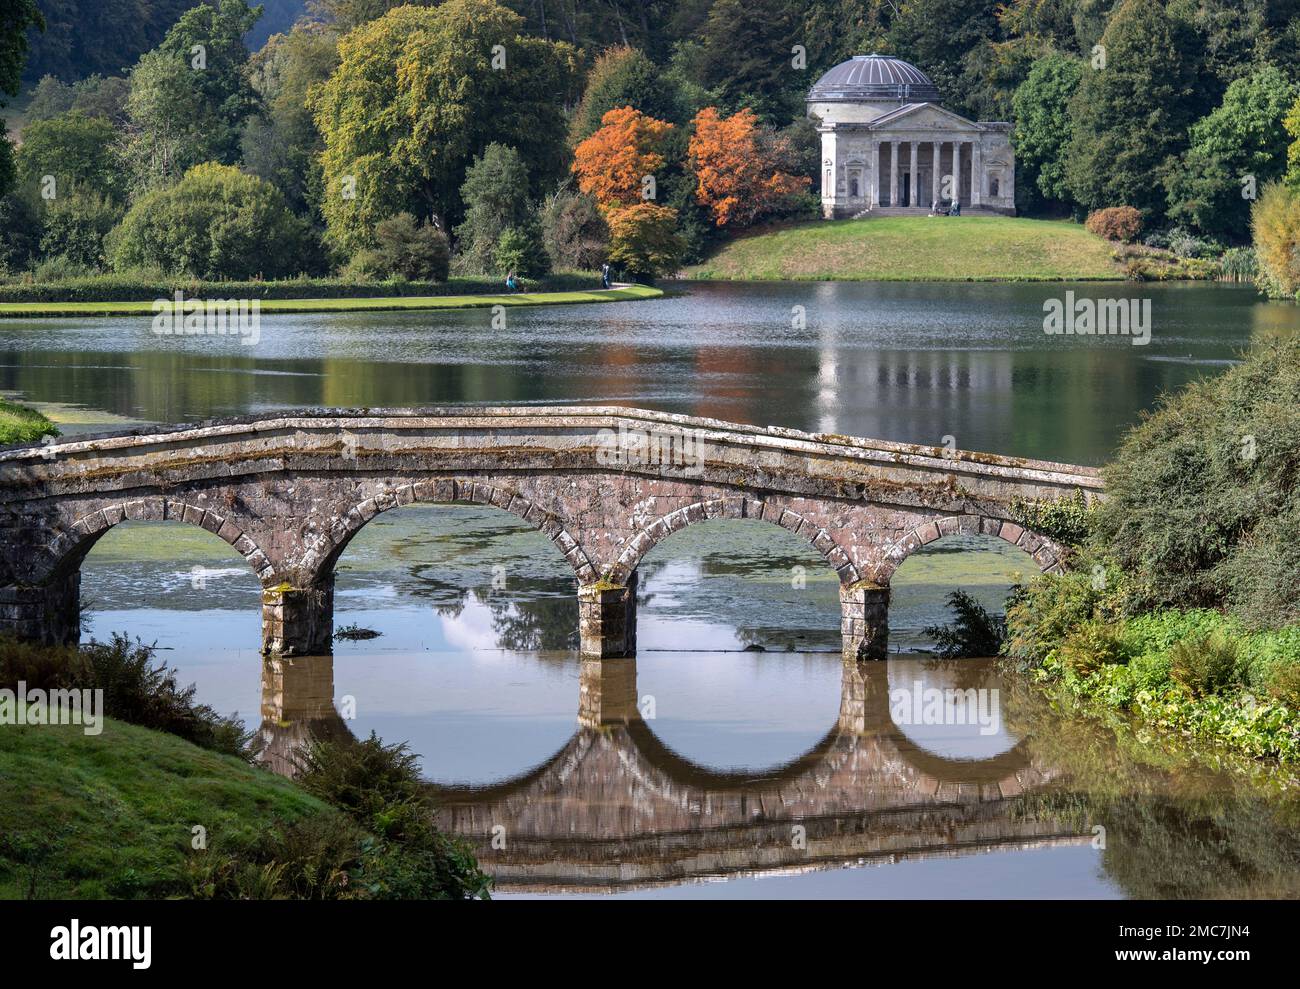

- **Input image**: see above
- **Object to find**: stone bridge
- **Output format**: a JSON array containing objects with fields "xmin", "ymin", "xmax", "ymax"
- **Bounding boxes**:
[
  {"xmin": 258, "ymin": 653, "xmax": 1085, "ymax": 892},
  {"xmin": 0, "ymin": 406, "xmax": 1102, "ymax": 658}
]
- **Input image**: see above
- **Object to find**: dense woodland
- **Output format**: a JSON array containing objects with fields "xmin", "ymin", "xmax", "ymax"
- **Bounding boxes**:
[{"xmin": 2, "ymin": 0, "xmax": 1300, "ymax": 288}]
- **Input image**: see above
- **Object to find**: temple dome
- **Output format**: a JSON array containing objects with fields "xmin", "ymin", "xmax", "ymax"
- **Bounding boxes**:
[{"xmin": 807, "ymin": 54, "xmax": 941, "ymax": 104}]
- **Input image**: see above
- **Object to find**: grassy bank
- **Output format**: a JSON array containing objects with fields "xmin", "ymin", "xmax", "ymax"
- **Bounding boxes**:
[
  {"xmin": 0, "ymin": 284, "xmax": 661, "ymax": 318},
  {"xmin": 686, "ymin": 215, "xmax": 1124, "ymax": 281},
  {"xmin": 0, "ymin": 398, "xmax": 58, "ymax": 445},
  {"xmin": 0, "ymin": 716, "xmax": 331, "ymax": 898}
]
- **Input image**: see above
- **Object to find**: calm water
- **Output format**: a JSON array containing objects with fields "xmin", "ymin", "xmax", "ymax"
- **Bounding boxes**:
[{"xmin": 7, "ymin": 280, "xmax": 1300, "ymax": 898}]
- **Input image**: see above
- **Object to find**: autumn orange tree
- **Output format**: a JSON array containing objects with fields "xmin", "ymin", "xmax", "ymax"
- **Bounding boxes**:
[
  {"xmin": 572, "ymin": 106, "xmax": 675, "ymax": 210},
  {"xmin": 688, "ymin": 107, "xmax": 809, "ymax": 228}
]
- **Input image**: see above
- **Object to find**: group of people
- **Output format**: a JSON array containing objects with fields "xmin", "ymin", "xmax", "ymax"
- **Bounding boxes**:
[
  {"xmin": 504, "ymin": 262, "xmax": 614, "ymax": 293},
  {"xmin": 931, "ymin": 199, "xmax": 962, "ymax": 216}
]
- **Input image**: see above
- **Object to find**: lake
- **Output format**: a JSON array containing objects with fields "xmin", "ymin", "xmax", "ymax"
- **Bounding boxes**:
[{"xmin": 4, "ymin": 279, "xmax": 1298, "ymax": 898}]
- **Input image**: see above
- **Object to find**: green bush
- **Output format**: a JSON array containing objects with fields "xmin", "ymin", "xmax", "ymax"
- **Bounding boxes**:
[
  {"xmin": 923, "ymin": 590, "xmax": 1006, "ymax": 658},
  {"xmin": 1003, "ymin": 554, "xmax": 1130, "ymax": 668},
  {"xmin": 1168, "ymin": 629, "xmax": 1241, "ymax": 698},
  {"xmin": 1056, "ymin": 618, "xmax": 1131, "ymax": 676},
  {"xmin": 107, "ymin": 162, "xmax": 324, "ymax": 280},
  {"xmin": 1010, "ymin": 488, "xmax": 1096, "ymax": 547},
  {"xmin": 494, "ymin": 223, "xmax": 551, "ymax": 279},
  {"xmin": 370, "ymin": 212, "xmax": 451, "ymax": 282}
]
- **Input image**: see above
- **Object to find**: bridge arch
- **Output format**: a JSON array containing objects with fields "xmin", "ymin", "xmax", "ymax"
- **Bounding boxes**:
[
  {"xmin": 37, "ymin": 497, "xmax": 272, "ymax": 585},
  {"xmin": 871, "ymin": 514, "xmax": 1065, "ymax": 586},
  {"xmin": 607, "ymin": 497, "xmax": 860, "ymax": 586},
  {"xmin": 298, "ymin": 478, "xmax": 597, "ymax": 585}
]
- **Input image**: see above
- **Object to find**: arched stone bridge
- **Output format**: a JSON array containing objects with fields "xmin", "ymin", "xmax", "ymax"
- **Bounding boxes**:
[{"xmin": 0, "ymin": 406, "xmax": 1102, "ymax": 658}]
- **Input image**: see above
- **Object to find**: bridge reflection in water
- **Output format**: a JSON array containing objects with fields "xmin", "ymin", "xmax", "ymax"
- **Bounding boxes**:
[{"xmin": 257, "ymin": 653, "xmax": 1089, "ymax": 894}]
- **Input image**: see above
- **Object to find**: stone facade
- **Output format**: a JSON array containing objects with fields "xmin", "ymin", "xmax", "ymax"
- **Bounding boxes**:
[
  {"xmin": 809, "ymin": 55, "xmax": 1016, "ymax": 218},
  {"xmin": 0, "ymin": 406, "xmax": 1100, "ymax": 659}
]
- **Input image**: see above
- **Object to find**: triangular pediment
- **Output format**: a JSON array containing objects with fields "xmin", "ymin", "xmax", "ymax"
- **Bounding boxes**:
[{"xmin": 866, "ymin": 102, "xmax": 984, "ymax": 133}]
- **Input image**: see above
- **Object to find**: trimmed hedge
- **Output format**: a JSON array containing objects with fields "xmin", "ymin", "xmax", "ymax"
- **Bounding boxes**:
[{"xmin": 0, "ymin": 272, "xmax": 601, "ymax": 304}]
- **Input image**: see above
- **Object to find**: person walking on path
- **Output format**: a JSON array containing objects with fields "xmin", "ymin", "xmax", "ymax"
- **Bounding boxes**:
[{"xmin": 601, "ymin": 262, "xmax": 611, "ymax": 289}]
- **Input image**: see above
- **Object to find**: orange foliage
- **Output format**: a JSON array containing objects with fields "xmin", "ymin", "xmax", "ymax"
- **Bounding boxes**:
[
  {"xmin": 688, "ymin": 107, "xmax": 809, "ymax": 228},
  {"xmin": 571, "ymin": 106, "xmax": 675, "ymax": 211}
]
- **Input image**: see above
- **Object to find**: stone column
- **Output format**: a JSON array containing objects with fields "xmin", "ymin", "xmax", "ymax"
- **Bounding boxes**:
[
  {"xmin": 907, "ymin": 141, "xmax": 918, "ymax": 208},
  {"xmin": 262, "ymin": 576, "xmax": 335, "ymax": 655},
  {"xmin": 837, "ymin": 655, "xmax": 891, "ymax": 735},
  {"xmin": 932, "ymin": 140, "xmax": 941, "ymax": 206},
  {"xmin": 578, "ymin": 571, "xmax": 637, "ymax": 658},
  {"xmin": 952, "ymin": 141, "xmax": 962, "ymax": 205},
  {"xmin": 0, "ymin": 572, "xmax": 80, "ymax": 647},
  {"xmin": 578, "ymin": 656, "xmax": 639, "ymax": 727},
  {"xmin": 972, "ymin": 141, "xmax": 983, "ymax": 207},
  {"xmin": 841, "ymin": 580, "xmax": 890, "ymax": 661},
  {"xmin": 870, "ymin": 141, "xmax": 880, "ymax": 207},
  {"xmin": 888, "ymin": 141, "xmax": 898, "ymax": 207}
]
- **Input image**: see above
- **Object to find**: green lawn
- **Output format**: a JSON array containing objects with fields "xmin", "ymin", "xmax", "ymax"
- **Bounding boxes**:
[
  {"xmin": 686, "ymin": 215, "xmax": 1124, "ymax": 281},
  {"xmin": 0, "ymin": 717, "xmax": 330, "ymax": 898},
  {"xmin": 0, "ymin": 284, "xmax": 662, "ymax": 318},
  {"xmin": 0, "ymin": 398, "xmax": 58, "ymax": 445}
]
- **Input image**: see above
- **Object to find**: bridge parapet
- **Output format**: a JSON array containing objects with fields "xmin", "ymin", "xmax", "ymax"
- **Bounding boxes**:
[{"xmin": 0, "ymin": 406, "xmax": 1101, "ymax": 656}]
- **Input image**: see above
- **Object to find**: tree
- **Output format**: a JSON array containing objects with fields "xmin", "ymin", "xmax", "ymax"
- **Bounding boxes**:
[
  {"xmin": 1064, "ymin": 0, "xmax": 1200, "ymax": 219},
  {"xmin": 885, "ymin": 0, "xmax": 1002, "ymax": 118},
  {"xmin": 39, "ymin": 187, "xmax": 120, "ymax": 269},
  {"xmin": 0, "ymin": 0, "xmax": 42, "ymax": 199},
  {"xmin": 311, "ymin": 0, "xmax": 579, "ymax": 255},
  {"xmin": 16, "ymin": 111, "xmax": 125, "ymax": 202},
  {"xmin": 19, "ymin": 0, "xmax": 196, "ymax": 82},
  {"xmin": 540, "ymin": 188, "xmax": 609, "ymax": 271},
  {"xmin": 688, "ymin": 106, "xmax": 808, "ymax": 228},
  {"xmin": 107, "ymin": 162, "xmax": 321, "ymax": 278},
  {"xmin": 569, "ymin": 45, "xmax": 681, "ymax": 145},
  {"xmin": 453, "ymin": 143, "xmax": 533, "ymax": 274},
  {"xmin": 1251, "ymin": 180, "xmax": 1300, "ymax": 298},
  {"xmin": 605, "ymin": 202, "xmax": 684, "ymax": 281},
  {"xmin": 241, "ymin": 21, "xmax": 339, "ymax": 215},
  {"xmin": 693, "ymin": 0, "xmax": 806, "ymax": 122},
  {"xmin": 122, "ymin": 0, "xmax": 262, "ymax": 191},
  {"xmin": 1012, "ymin": 54, "xmax": 1083, "ymax": 211},
  {"xmin": 1165, "ymin": 66, "xmax": 1298, "ymax": 240},
  {"xmin": 571, "ymin": 106, "xmax": 674, "ymax": 211},
  {"xmin": 1286, "ymin": 94, "xmax": 1300, "ymax": 190},
  {"xmin": 493, "ymin": 222, "xmax": 550, "ymax": 277}
]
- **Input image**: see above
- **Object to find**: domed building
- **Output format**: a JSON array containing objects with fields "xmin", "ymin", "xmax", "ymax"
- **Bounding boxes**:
[{"xmin": 807, "ymin": 55, "xmax": 1016, "ymax": 218}]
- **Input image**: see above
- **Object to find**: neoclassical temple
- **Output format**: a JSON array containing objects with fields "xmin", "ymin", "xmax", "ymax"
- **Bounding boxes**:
[{"xmin": 808, "ymin": 54, "xmax": 1016, "ymax": 218}]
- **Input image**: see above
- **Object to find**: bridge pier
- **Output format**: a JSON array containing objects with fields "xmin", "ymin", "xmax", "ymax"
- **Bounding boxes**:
[
  {"xmin": 578, "ymin": 572, "xmax": 637, "ymax": 658},
  {"xmin": 262, "ymin": 578, "xmax": 335, "ymax": 656},
  {"xmin": 578, "ymin": 656, "xmax": 640, "ymax": 726},
  {"xmin": 0, "ymin": 574, "xmax": 81, "ymax": 646},
  {"xmin": 841, "ymin": 581, "xmax": 890, "ymax": 661}
]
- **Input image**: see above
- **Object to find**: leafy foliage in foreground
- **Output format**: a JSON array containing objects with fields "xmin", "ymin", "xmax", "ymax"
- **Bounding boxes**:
[{"xmin": 923, "ymin": 590, "xmax": 1007, "ymax": 659}]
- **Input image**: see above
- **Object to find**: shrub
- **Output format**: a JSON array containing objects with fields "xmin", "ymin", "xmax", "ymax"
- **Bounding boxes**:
[
  {"xmin": 493, "ymin": 223, "xmax": 550, "ymax": 278},
  {"xmin": 540, "ymin": 188, "xmax": 609, "ymax": 271},
  {"xmin": 1010, "ymin": 489, "xmax": 1096, "ymax": 547},
  {"xmin": 1266, "ymin": 663, "xmax": 1300, "ymax": 708},
  {"xmin": 1168, "ymin": 629, "xmax": 1241, "ymax": 698},
  {"xmin": 1056, "ymin": 618, "xmax": 1130, "ymax": 676},
  {"xmin": 39, "ymin": 188, "xmax": 122, "ymax": 271},
  {"xmin": 1003, "ymin": 554, "xmax": 1130, "ymax": 668},
  {"xmin": 371, "ymin": 213, "xmax": 450, "ymax": 282},
  {"xmin": 107, "ymin": 162, "xmax": 323, "ymax": 280},
  {"xmin": 1251, "ymin": 180, "xmax": 1300, "ymax": 298},
  {"xmin": 923, "ymin": 590, "xmax": 1006, "ymax": 658},
  {"xmin": 1085, "ymin": 206, "xmax": 1143, "ymax": 243},
  {"xmin": 606, "ymin": 203, "xmax": 685, "ymax": 282}
]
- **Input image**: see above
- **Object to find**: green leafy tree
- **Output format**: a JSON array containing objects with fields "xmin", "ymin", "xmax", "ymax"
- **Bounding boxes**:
[
  {"xmin": 27, "ymin": 73, "xmax": 130, "ymax": 126},
  {"xmin": 107, "ymin": 162, "xmax": 320, "ymax": 278},
  {"xmin": 605, "ymin": 202, "xmax": 684, "ymax": 281},
  {"xmin": 1165, "ymin": 65, "xmax": 1298, "ymax": 240},
  {"xmin": 1012, "ymin": 53, "xmax": 1084, "ymax": 211},
  {"xmin": 885, "ymin": 0, "xmax": 1002, "ymax": 118},
  {"xmin": 20, "ymin": 0, "xmax": 196, "ymax": 82},
  {"xmin": 0, "ymin": 0, "xmax": 42, "ymax": 199},
  {"xmin": 370, "ymin": 211, "xmax": 450, "ymax": 280},
  {"xmin": 122, "ymin": 0, "xmax": 261, "ymax": 191},
  {"xmin": 493, "ymin": 222, "xmax": 549, "ymax": 278},
  {"xmin": 569, "ymin": 45, "xmax": 682, "ymax": 145},
  {"xmin": 311, "ymin": 0, "xmax": 578, "ymax": 256},
  {"xmin": 1064, "ymin": 0, "xmax": 1200, "ymax": 218},
  {"xmin": 39, "ymin": 187, "xmax": 120, "ymax": 269},
  {"xmin": 241, "ymin": 21, "xmax": 339, "ymax": 215},
  {"xmin": 453, "ymin": 142, "xmax": 533, "ymax": 274},
  {"xmin": 693, "ymin": 0, "xmax": 806, "ymax": 123},
  {"xmin": 16, "ymin": 111, "xmax": 125, "ymax": 202}
]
